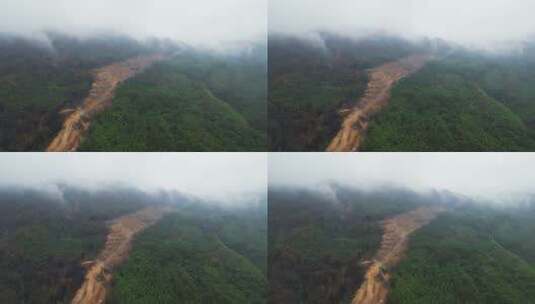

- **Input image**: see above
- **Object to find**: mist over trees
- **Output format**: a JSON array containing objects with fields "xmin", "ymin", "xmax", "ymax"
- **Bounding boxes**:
[
  {"xmin": 0, "ymin": 183, "xmax": 266, "ymax": 303},
  {"xmin": 269, "ymin": 183, "xmax": 535, "ymax": 303}
]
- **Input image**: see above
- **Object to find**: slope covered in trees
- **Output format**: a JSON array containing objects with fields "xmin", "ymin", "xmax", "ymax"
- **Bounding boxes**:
[
  {"xmin": 80, "ymin": 49, "xmax": 266, "ymax": 151},
  {"xmin": 268, "ymin": 33, "xmax": 427, "ymax": 151},
  {"xmin": 0, "ymin": 185, "xmax": 266, "ymax": 303},
  {"xmin": 268, "ymin": 185, "xmax": 431, "ymax": 304},
  {"xmin": 0, "ymin": 33, "xmax": 158, "ymax": 151},
  {"xmin": 0, "ymin": 186, "xmax": 155, "ymax": 303},
  {"xmin": 109, "ymin": 201, "xmax": 267, "ymax": 304},
  {"xmin": 363, "ymin": 47, "xmax": 535, "ymax": 151},
  {"xmin": 389, "ymin": 202, "xmax": 535, "ymax": 303},
  {"xmin": 0, "ymin": 32, "xmax": 266, "ymax": 151},
  {"xmin": 269, "ymin": 33, "xmax": 535, "ymax": 151},
  {"xmin": 269, "ymin": 183, "xmax": 535, "ymax": 304}
]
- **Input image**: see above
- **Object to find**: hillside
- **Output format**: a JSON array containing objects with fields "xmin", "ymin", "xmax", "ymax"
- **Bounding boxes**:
[
  {"xmin": 0, "ymin": 186, "xmax": 266, "ymax": 303},
  {"xmin": 268, "ymin": 186, "xmax": 429, "ymax": 303},
  {"xmin": 0, "ymin": 186, "xmax": 154, "ymax": 303},
  {"xmin": 109, "ymin": 203, "xmax": 267, "ymax": 303},
  {"xmin": 80, "ymin": 49, "xmax": 266, "ymax": 151},
  {"xmin": 0, "ymin": 33, "xmax": 157, "ymax": 151},
  {"xmin": 269, "ymin": 32, "xmax": 535, "ymax": 151},
  {"xmin": 363, "ymin": 50, "xmax": 535, "ymax": 151},
  {"xmin": 389, "ymin": 203, "xmax": 535, "ymax": 303},
  {"xmin": 0, "ymin": 33, "xmax": 266, "ymax": 151},
  {"xmin": 269, "ymin": 185, "xmax": 535, "ymax": 304},
  {"xmin": 268, "ymin": 33, "xmax": 427, "ymax": 151}
]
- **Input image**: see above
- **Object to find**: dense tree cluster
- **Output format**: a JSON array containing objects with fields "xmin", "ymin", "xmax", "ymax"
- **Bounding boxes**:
[
  {"xmin": 364, "ymin": 54, "xmax": 535, "ymax": 151},
  {"xmin": 80, "ymin": 51, "xmax": 266, "ymax": 151}
]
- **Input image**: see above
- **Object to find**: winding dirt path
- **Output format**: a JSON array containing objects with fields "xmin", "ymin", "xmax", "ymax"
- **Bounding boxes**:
[
  {"xmin": 326, "ymin": 54, "xmax": 432, "ymax": 152},
  {"xmin": 71, "ymin": 206, "xmax": 172, "ymax": 304},
  {"xmin": 352, "ymin": 206, "xmax": 445, "ymax": 304},
  {"xmin": 47, "ymin": 54, "xmax": 165, "ymax": 152}
]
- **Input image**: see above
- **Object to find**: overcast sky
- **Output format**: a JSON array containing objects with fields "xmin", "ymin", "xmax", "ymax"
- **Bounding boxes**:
[
  {"xmin": 0, "ymin": 0, "xmax": 266, "ymax": 49},
  {"xmin": 0, "ymin": 153, "xmax": 266, "ymax": 202},
  {"xmin": 270, "ymin": 0, "xmax": 535, "ymax": 49},
  {"xmin": 270, "ymin": 153, "xmax": 535, "ymax": 203}
]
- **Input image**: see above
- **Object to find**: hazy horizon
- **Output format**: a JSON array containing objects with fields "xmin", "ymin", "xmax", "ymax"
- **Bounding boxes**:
[
  {"xmin": 0, "ymin": 0, "xmax": 266, "ymax": 50},
  {"xmin": 269, "ymin": 0, "xmax": 535, "ymax": 51},
  {"xmin": 269, "ymin": 153, "xmax": 535, "ymax": 204},
  {"xmin": 0, "ymin": 153, "xmax": 266, "ymax": 203}
]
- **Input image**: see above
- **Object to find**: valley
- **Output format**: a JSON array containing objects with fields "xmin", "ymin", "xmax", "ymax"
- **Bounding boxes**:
[
  {"xmin": 268, "ymin": 33, "xmax": 428, "ymax": 151},
  {"xmin": 0, "ymin": 185, "xmax": 267, "ymax": 304},
  {"xmin": 268, "ymin": 186, "xmax": 428, "ymax": 304},
  {"xmin": 72, "ymin": 206, "xmax": 172, "ymax": 304},
  {"xmin": 352, "ymin": 206, "xmax": 444, "ymax": 304},
  {"xmin": 79, "ymin": 50, "xmax": 267, "ymax": 151},
  {"xmin": 0, "ymin": 33, "xmax": 266, "ymax": 151},
  {"xmin": 327, "ymin": 54, "xmax": 432, "ymax": 152},
  {"xmin": 47, "ymin": 54, "xmax": 165, "ymax": 152},
  {"xmin": 362, "ymin": 55, "xmax": 535, "ymax": 151},
  {"xmin": 270, "ymin": 32, "xmax": 535, "ymax": 152},
  {"xmin": 268, "ymin": 183, "xmax": 535, "ymax": 304}
]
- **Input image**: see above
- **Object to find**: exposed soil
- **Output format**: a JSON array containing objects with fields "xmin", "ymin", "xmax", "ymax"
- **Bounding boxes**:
[
  {"xmin": 326, "ymin": 54, "xmax": 432, "ymax": 152},
  {"xmin": 71, "ymin": 206, "xmax": 172, "ymax": 304},
  {"xmin": 47, "ymin": 54, "xmax": 165, "ymax": 152},
  {"xmin": 352, "ymin": 206, "xmax": 445, "ymax": 304}
]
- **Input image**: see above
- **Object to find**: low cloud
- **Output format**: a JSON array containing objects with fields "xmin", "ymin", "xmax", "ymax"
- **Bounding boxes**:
[
  {"xmin": 269, "ymin": 153, "xmax": 535, "ymax": 204},
  {"xmin": 0, "ymin": 153, "xmax": 266, "ymax": 203},
  {"xmin": 0, "ymin": 0, "xmax": 266, "ymax": 49},
  {"xmin": 270, "ymin": 0, "xmax": 535, "ymax": 51}
]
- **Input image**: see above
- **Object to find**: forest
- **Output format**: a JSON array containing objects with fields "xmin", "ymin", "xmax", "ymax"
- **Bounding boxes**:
[
  {"xmin": 0, "ymin": 185, "xmax": 155, "ymax": 303},
  {"xmin": 363, "ymin": 47, "xmax": 535, "ymax": 151},
  {"xmin": 0, "ymin": 32, "xmax": 266, "ymax": 151},
  {"xmin": 269, "ymin": 32, "xmax": 535, "ymax": 151},
  {"xmin": 268, "ymin": 184, "xmax": 535, "ymax": 304},
  {"xmin": 0, "ymin": 32, "xmax": 157, "ymax": 151},
  {"xmin": 389, "ymin": 202, "xmax": 535, "ymax": 303},
  {"xmin": 0, "ymin": 185, "xmax": 266, "ymax": 303},
  {"xmin": 109, "ymin": 201, "xmax": 267, "ymax": 304},
  {"xmin": 268, "ymin": 185, "xmax": 432, "ymax": 303},
  {"xmin": 80, "ymin": 47, "xmax": 266, "ymax": 151},
  {"xmin": 268, "ymin": 33, "xmax": 427, "ymax": 151}
]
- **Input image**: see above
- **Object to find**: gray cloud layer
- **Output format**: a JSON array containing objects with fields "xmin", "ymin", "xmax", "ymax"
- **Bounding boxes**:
[
  {"xmin": 1, "ymin": 0, "xmax": 266, "ymax": 48},
  {"xmin": 270, "ymin": 0, "xmax": 535, "ymax": 49},
  {"xmin": 2, "ymin": 1, "xmax": 533, "ymax": 50},
  {"xmin": 0, "ymin": 153, "xmax": 266, "ymax": 201},
  {"xmin": 269, "ymin": 153, "xmax": 535, "ymax": 203}
]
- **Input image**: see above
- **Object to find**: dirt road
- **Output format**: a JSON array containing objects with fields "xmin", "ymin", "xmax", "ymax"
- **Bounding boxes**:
[
  {"xmin": 326, "ymin": 54, "xmax": 432, "ymax": 152},
  {"xmin": 352, "ymin": 206, "xmax": 445, "ymax": 304},
  {"xmin": 47, "ymin": 54, "xmax": 165, "ymax": 152},
  {"xmin": 71, "ymin": 206, "xmax": 172, "ymax": 304}
]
